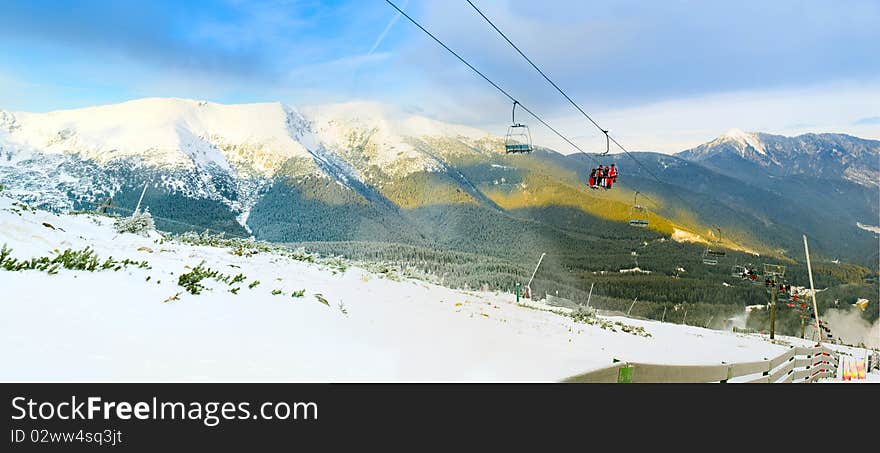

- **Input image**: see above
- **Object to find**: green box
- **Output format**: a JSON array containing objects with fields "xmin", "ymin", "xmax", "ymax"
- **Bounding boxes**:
[{"xmin": 617, "ymin": 366, "xmax": 633, "ymax": 383}]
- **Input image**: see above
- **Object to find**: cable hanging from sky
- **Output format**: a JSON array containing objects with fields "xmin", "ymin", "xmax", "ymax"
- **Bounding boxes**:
[
  {"xmin": 463, "ymin": 0, "xmax": 689, "ymax": 200},
  {"xmin": 383, "ymin": 0, "xmax": 600, "ymax": 165}
]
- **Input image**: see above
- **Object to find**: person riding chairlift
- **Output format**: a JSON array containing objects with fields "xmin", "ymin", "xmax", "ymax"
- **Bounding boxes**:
[
  {"xmin": 593, "ymin": 166, "xmax": 605, "ymax": 189},
  {"xmin": 588, "ymin": 168, "xmax": 597, "ymax": 188},
  {"xmin": 606, "ymin": 164, "xmax": 617, "ymax": 189}
]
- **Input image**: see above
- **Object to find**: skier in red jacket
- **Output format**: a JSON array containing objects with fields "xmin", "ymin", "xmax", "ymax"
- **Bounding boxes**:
[{"xmin": 606, "ymin": 164, "xmax": 617, "ymax": 189}]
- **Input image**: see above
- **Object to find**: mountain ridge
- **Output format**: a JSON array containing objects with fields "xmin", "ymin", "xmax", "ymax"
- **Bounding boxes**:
[
  {"xmin": 678, "ymin": 129, "xmax": 879, "ymax": 188},
  {"xmin": 1, "ymin": 97, "xmax": 877, "ymax": 266}
]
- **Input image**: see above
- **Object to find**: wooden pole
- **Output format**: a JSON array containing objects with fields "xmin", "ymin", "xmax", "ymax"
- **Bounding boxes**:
[{"xmin": 803, "ymin": 235, "xmax": 822, "ymax": 343}]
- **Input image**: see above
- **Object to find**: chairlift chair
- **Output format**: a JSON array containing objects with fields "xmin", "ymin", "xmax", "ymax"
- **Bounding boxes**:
[
  {"xmin": 701, "ymin": 250, "xmax": 718, "ymax": 266},
  {"xmin": 504, "ymin": 101, "xmax": 533, "ymax": 154},
  {"xmin": 762, "ymin": 264, "xmax": 786, "ymax": 278},
  {"xmin": 702, "ymin": 226, "xmax": 725, "ymax": 264},
  {"xmin": 731, "ymin": 263, "xmax": 759, "ymax": 281},
  {"xmin": 628, "ymin": 191, "xmax": 649, "ymax": 227}
]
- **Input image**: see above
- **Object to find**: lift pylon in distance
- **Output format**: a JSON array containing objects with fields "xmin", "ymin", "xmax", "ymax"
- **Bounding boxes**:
[{"xmin": 504, "ymin": 101, "xmax": 533, "ymax": 154}]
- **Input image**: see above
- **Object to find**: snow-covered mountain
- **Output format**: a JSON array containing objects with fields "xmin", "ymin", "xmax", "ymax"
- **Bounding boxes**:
[
  {"xmin": 678, "ymin": 130, "xmax": 880, "ymax": 188},
  {"xmin": 675, "ymin": 130, "xmax": 879, "ymax": 264},
  {"xmin": 1, "ymin": 97, "xmax": 877, "ymax": 265},
  {"xmin": 0, "ymin": 98, "xmax": 330, "ymax": 214},
  {"xmin": 302, "ymin": 101, "xmax": 495, "ymax": 180},
  {"xmin": 0, "ymin": 97, "xmax": 499, "ymax": 177},
  {"xmin": 0, "ymin": 98, "xmax": 320, "ymax": 174},
  {"xmin": 0, "ymin": 98, "xmax": 505, "ymax": 214}
]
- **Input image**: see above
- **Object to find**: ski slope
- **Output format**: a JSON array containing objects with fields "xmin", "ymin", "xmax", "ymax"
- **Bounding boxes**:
[{"xmin": 0, "ymin": 195, "xmax": 873, "ymax": 382}]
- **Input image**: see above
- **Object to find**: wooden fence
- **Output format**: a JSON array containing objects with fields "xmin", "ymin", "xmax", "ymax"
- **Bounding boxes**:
[{"xmin": 563, "ymin": 344, "xmax": 839, "ymax": 383}]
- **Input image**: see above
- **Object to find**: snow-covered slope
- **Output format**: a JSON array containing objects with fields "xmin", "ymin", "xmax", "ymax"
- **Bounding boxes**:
[
  {"xmin": 718, "ymin": 128, "xmax": 768, "ymax": 156},
  {"xmin": 302, "ymin": 101, "xmax": 495, "ymax": 180},
  {"xmin": 0, "ymin": 98, "xmax": 503, "ymax": 216},
  {"xmin": 3, "ymin": 195, "xmax": 856, "ymax": 382},
  {"xmin": 0, "ymin": 98, "xmax": 344, "ymax": 216},
  {"xmin": 1, "ymin": 98, "xmax": 321, "ymax": 176}
]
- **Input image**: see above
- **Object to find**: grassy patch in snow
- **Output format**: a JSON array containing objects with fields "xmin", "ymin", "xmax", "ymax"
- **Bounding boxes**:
[
  {"xmin": 0, "ymin": 244, "xmax": 150, "ymax": 275},
  {"xmin": 567, "ymin": 309, "xmax": 651, "ymax": 337},
  {"xmin": 170, "ymin": 231, "xmax": 356, "ymax": 276},
  {"xmin": 3, "ymin": 201, "xmax": 38, "ymax": 216},
  {"xmin": 517, "ymin": 302, "xmax": 652, "ymax": 338},
  {"xmin": 177, "ymin": 261, "xmax": 247, "ymax": 295}
]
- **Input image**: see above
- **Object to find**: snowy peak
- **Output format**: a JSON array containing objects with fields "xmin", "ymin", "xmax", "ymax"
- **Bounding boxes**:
[
  {"xmin": 1, "ymin": 98, "xmax": 320, "ymax": 177},
  {"xmin": 0, "ymin": 97, "xmax": 506, "ymax": 218},
  {"xmin": 717, "ymin": 128, "xmax": 766, "ymax": 156},
  {"xmin": 0, "ymin": 97, "xmax": 500, "ymax": 182},
  {"xmin": 302, "ymin": 101, "xmax": 494, "ymax": 179},
  {"xmin": 678, "ymin": 131, "xmax": 880, "ymax": 187}
]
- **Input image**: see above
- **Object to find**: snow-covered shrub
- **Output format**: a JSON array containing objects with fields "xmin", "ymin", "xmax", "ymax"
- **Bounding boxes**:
[
  {"xmin": 0, "ymin": 244, "xmax": 149, "ymax": 274},
  {"xmin": 177, "ymin": 261, "xmax": 248, "ymax": 296},
  {"xmin": 114, "ymin": 208, "xmax": 156, "ymax": 236},
  {"xmin": 178, "ymin": 261, "xmax": 225, "ymax": 295},
  {"xmin": 565, "ymin": 306, "xmax": 652, "ymax": 337},
  {"xmin": 172, "ymin": 231, "xmax": 321, "ymax": 265},
  {"xmin": 568, "ymin": 306, "xmax": 598, "ymax": 323}
]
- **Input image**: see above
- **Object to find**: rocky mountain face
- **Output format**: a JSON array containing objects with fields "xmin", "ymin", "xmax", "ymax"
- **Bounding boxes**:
[{"xmin": 678, "ymin": 129, "xmax": 879, "ymax": 188}]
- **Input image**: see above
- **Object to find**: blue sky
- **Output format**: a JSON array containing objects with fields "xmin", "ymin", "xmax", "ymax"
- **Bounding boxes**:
[{"xmin": 1, "ymin": 0, "xmax": 878, "ymax": 152}]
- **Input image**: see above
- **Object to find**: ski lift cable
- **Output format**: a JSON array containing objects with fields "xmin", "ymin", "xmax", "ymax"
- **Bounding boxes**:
[
  {"xmin": 384, "ymin": 0, "xmax": 600, "ymax": 165},
  {"xmin": 387, "ymin": 0, "xmax": 727, "ymax": 261},
  {"xmin": 464, "ymin": 0, "xmax": 694, "ymax": 207},
  {"xmin": 464, "ymin": 1, "xmax": 604, "ymax": 132}
]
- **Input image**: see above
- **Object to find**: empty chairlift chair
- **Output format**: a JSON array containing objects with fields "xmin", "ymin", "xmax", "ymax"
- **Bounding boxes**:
[
  {"xmin": 628, "ymin": 192, "xmax": 649, "ymax": 227},
  {"xmin": 701, "ymin": 248, "xmax": 719, "ymax": 266},
  {"xmin": 762, "ymin": 264, "xmax": 786, "ymax": 279},
  {"xmin": 702, "ymin": 226, "xmax": 725, "ymax": 265},
  {"xmin": 505, "ymin": 101, "xmax": 533, "ymax": 154}
]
